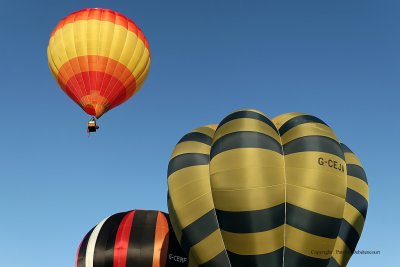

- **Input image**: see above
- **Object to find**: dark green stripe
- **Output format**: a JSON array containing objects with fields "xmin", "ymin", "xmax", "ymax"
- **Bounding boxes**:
[
  {"xmin": 286, "ymin": 203, "xmax": 342, "ymax": 239},
  {"xmin": 338, "ymin": 219, "xmax": 361, "ymax": 253},
  {"xmin": 347, "ymin": 164, "xmax": 368, "ymax": 184},
  {"xmin": 283, "ymin": 136, "xmax": 345, "ymax": 160},
  {"xmin": 278, "ymin": 115, "xmax": 328, "ymax": 136},
  {"xmin": 327, "ymin": 258, "xmax": 341, "ymax": 267},
  {"xmin": 215, "ymin": 204, "xmax": 284, "ymax": 233},
  {"xmin": 227, "ymin": 248, "xmax": 283, "ymax": 267},
  {"xmin": 127, "ymin": 210, "xmax": 158, "ymax": 267},
  {"xmin": 77, "ymin": 227, "xmax": 94, "ymax": 267},
  {"xmin": 346, "ymin": 188, "xmax": 368, "ymax": 219},
  {"xmin": 93, "ymin": 212, "xmax": 127, "ymax": 267},
  {"xmin": 168, "ymin": 153, "xmax": 209, "ymax": 177},
  {"xmin": 217, "ymin": 110, "xmax": 279, "ymax": 134},
  {"xmin": 199, "ymin": 251, "xmax": 231, "ymax": 267},
  {"xmin": 340, "ymin": 143, "xmax": 353, "ymax": 154},
  {"xmin": 180, "ymin": 209, "xmax": 220, "ymax": 251},
  {"xmin": 284, "ymin": 247, "xmax": 330, "ymax": 267},
  {"xmin": 210, "ymin": 131, "xmax": 283, "ymax": 160},
  {"xmin": 178, "ymin": 132, "xmax": 213, "ymax": 145}
]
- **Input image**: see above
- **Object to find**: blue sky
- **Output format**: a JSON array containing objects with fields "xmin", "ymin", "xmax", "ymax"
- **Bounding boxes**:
[{"xmin": 0, "ymin": 1, "xmax": 398, "ymax": 266}]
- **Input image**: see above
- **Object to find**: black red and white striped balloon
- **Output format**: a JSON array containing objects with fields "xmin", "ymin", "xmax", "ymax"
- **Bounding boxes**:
[{"xmin": 76, "ymin": 210, "xmax": 188, "ymax": 267}]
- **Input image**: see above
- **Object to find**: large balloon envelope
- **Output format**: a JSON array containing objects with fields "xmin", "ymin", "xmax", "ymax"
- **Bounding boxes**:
[
  {"xmin": 76, "ymin": 210, "xmax": 188, "ymax": 267},
  {"xmin": 48, "ymin": 8, "xmax": 150, "ymax": 118},
  {"xmin": 167, "ymin": 110, "xmax": 369, "ymax": 267}
]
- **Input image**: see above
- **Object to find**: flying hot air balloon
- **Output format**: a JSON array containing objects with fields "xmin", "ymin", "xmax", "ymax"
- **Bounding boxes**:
[
  {"xmin": 167, "ymin": 109, "xmax": 369, "ymax": 267},
  {"xmin": 47, "ymin": 8, "xmax": 151, "ymax": 132},
  {"xmin": 76, "ymin": 210, "xmax": 189, "ymax": 267}
]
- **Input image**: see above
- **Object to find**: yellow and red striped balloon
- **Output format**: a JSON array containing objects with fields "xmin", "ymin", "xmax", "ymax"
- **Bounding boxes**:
[{"xmin": 48, "ymin": 8, "xmax": 150, "ymax": 118}]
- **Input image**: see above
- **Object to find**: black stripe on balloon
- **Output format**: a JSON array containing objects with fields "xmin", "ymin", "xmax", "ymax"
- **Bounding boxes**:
[
  {"xmin": 347, "ymin": 164, "xmax": 368, "ymax": 184},
  {"xmin": 340, "ymin": 143, "xmax": 353, "ymax": 154},
  {"xmin": 286, "ymin": 203, "xmax": 342, "ymax": 239},
  {"xmin": 327, "ymin": 258, "xmax": 341, "ymax": 267},
  {"xmin": 165, "ymin": 213, "xmax": 190, "ymax": 267},
  {"xmin": 278, "ymin": 115, "xmax": 328, "ymax": 136},
  {"xmin": 283, "ymin": 136, "xmax": 345, "ymax": 160},
  {"xmin": 283, "ymin": 247, "xmax": 330, "ymax": 267},
  {"xmin": 218, "ymin": 110, "xmax": 279, "ymax": 133},
  {"xmin": 77, "ymin": 227, "xmax": 95, "ymax": 267},
  {"xmin": 338, "ymin": 219, "xmax": 361, "ymax": 253},
  {"xmin": 227, "ymin": 248, "xmax": 283, "ymax": 267},
  {"xmin": 93, "ymin": 212, "xmax": 127, "ymax": 267},
  {"xmin": 215, "ymin": 204, "xmax": 285, "ymax": 233},
  {"xmin": 168, "ymin": 153, "xmax": 209, "ymax": 177},
  {"xmin": 198, "ymin": 251, "xmax": 231, "ymax": 267},
  {"xmin": 180, "ymin": 209, "xmax": 219, "ymax": 251},
  {"xmin": 210, "ymin": 131, "xmax": 283, "ymax": 160},
  {"xmin": 127, "ymin": 210, "xmax": 158, "ymax": 267},
  {"xmin": 178, "ymin": 132, "xmax": 213, "ymax": 146},
  {"xmin": 346, "ymin": 188, "xmax": 368, "ymax": 219}
]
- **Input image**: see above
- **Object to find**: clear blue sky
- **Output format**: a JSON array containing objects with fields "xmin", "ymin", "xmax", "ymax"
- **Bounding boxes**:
[{"xmin": 0, "ymin": 1, "xmax": 397, "ymax": 266}]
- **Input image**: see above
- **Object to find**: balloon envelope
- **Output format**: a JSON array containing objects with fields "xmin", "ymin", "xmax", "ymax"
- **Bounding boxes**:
[
  {"xmin": 48, "ymin": 8, "xmax": 150, "ymax": 118},
  {"xmin": 76, "ymin": 210, "xmax": 188, "ymax": 267},
  {"xmin": 167, "ymin": 110, "xmax": 369, "ymax": 267}
]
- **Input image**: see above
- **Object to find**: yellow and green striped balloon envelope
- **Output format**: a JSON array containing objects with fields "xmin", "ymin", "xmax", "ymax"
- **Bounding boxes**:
[
  {"xmin": 167, "ymin": 109, "xmax": 368, "ymax": 267},
  {"xmin": 47, "ymin": 8, "xmax": 150, "ymax": 118}
]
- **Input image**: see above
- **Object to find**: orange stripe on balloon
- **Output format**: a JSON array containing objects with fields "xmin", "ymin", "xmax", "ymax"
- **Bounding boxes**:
[
  {"xmin": 50, "ymin": 8, "xmax": 149, "ymax": 51},
  {"xmin": 56, "ymin": 56, "xmax": 136, "ymax": 94},
  {"xmin": 152, "ymin": 212, "xmax": 169, "ymax": 267}
]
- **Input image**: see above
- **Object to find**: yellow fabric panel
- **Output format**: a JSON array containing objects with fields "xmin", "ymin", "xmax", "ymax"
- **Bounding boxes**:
[
  {"xmin": 285, "ymin": 225, "xmax": 336, "ymax": 259},
  {"xmin": 212, "ymin": 184, "xmax": 285, "ymax": 211},
  {"xmin": 191, "ymin": 230, "xmax": 227, "ymax": 264},
  {"xmin": 284, "ymin": 152, "xmax": 347, "ymax": 198},
  {"xmin": 192, "ymin": 125, "xmax": 217, "ymax": 137},
  {"xmin": 210, "ymin": 148, "xmax": 284, "ymax": 177},
  {"xmin": 133, "ymin": 58, "xmax": 151, "ymax": 92},
  {"xmin": 168, "ymin": 165, "xmax": 209, "ymax": 193},
  {"xmin": 168, "ymin": 167, "xmax": 211, "ymax": 209},
  {"xmin": 213, "ymin": 118, "xmax": 281, "ymax": 144},
  {"xmin": 347, "ymin": 176, "xmax": 369, "ymax": 201},
  {"xmin": 48, "ymin": 20, "xmax": 149, "ymax": 76},
  {"xmin": 272, "ymin": 112, "xmax": 306, "ymax": 129},
  {"xmin": 344, "ymin": 152, "xmax": 363, "ymax": 167},
  {"xmin": 171, "ymin": 193, "xmax": 215, "ymax": 229},
  {"xmin": 280, "ymin": 123, "xmax": 339, "ymax": 144},
  {"xmin": 211, "ymin": 165, "xmax": 285, "ymax": 190},
  {"xmin": 170, "ymin": 142, "xmax": 211, "ymax": 159},
  {"xmin": 221, "ymin": 226, "xmax": 284, "ymax": 255},
  {"xmin": 331, "ymin": 237, "xmax": 352, "ymax": 266},
  {"xmin": 342, "ymin": 203, "xmax": 365, "ymax": 235},
  {"xmin": 286, "ymin": 184, "xmax": 345, "ymax": 218},
  {"xmin": 168, "ymin": 166, "xmax": 215, "ymax": 228}
]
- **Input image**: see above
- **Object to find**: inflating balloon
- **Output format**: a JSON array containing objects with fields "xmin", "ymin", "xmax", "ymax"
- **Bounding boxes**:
[
  {"xmin": 47, "ymin": 8, "xmax": 150, "ymax": 130},
  {"xmin": 167, "ymin": 110, "xmax": 368, "ymax": 267},
  {"xmin": 76, "ymin": 210, "xmax": 188, "ymax": 267}
]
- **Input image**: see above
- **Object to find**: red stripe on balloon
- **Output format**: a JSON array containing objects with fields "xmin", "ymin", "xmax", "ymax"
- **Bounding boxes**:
[
  {"xmin": 114, "ymin": 210, "xmax": 136, "ymax": 267},
  {"xmin": 63, "ymin": 71, "xmax": 127, "ymax": 117}
]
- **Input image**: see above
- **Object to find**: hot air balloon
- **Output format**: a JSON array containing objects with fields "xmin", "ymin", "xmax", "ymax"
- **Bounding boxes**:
[
  {"xmin": 47, "ymin": 8, "xmax": 151, "ymax": 131},
  {"xmin": 76, "ymin": 210, "xmax": 189, "ymax": 267},
  {"xmin": 167, "ymin": 110, "xmax": 368, "ymax": 267}
]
